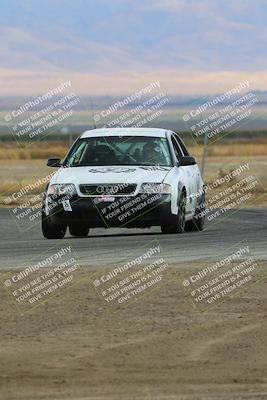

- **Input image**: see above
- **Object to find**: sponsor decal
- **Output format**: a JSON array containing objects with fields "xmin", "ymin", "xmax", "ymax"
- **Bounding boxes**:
[{"xmin": 88, "ymin": 167, "xmax": 136, "ymax": 173}]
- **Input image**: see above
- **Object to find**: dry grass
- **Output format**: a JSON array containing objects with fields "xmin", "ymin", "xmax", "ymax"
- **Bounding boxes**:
[
  {"xmin": 0, "ymin": 145, "xmax": 68, "ymax": 160},
  {"xmin": 0, "ymin": 181, "xmax": 47, "ymax": 195},
  {"xmin": 189, "ymin": 143, "xmax": 267, "ymax": 157},
  {"xmin": 0, "ymin": 142, "xmax": 267, "ymax": 160},
  {"xmin": 208, "ymin": 143, "xmax": 267, "ymax": 156}
]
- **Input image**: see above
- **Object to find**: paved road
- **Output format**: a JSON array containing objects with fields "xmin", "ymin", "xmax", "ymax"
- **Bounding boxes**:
[{"xmin": 0, "ymin": 207, "xmax": 266, "ymax": 269}]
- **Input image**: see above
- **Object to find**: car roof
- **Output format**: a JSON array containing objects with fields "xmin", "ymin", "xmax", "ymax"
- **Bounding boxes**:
[{"xmin": 80, "ymin": 128, "xmax": 168, "ymax": 138}]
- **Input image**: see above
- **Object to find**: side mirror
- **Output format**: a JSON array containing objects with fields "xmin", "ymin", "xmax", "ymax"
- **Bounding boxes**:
[
  {"xmin": 178, "ymin": 156, "xmax": 196, "ymax": 166},
  {"xmin": 47, "ymin": 158, "xmax": 61, "ymax": 167}
]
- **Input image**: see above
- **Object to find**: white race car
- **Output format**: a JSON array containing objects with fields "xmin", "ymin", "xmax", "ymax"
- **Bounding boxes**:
[{"xmin": 42, "ymin": 128, "xmax": 205, "ymax": 238}]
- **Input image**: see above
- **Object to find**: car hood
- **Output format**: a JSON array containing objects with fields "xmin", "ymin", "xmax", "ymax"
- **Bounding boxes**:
[{"xmin": 52, "ymin": 165, "xmax": 172, "ymax": 185}]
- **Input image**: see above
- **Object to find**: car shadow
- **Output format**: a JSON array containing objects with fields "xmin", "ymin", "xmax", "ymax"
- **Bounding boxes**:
[{"xmin": 66, "ymin": 230, "xmax": 162, "ymax": 239}]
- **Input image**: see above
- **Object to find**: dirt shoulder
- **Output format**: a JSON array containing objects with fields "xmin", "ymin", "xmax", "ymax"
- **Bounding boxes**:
[{"xmin": 0, "ymin": 264, "xmax": 267, "ymax": 400}]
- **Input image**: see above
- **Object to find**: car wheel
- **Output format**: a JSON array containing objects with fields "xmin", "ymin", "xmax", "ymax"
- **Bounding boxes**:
[
  {"xmin": 69, "ymin": 225, "xmax": 89, "ymax": 237},
  {"xmin": 42, "ymin": 211, "xmax": 66, "ymax": 239},
  {"xmin": 161, "ymin": 191, "xmax": 186, "ymax": 234},
  {"xmin": 186, "ymin": 192, "xmax": 205, "ymax": 232}
]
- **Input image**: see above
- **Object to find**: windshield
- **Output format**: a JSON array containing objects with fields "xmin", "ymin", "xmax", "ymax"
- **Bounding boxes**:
[{"xmin": 64, "ymin": 136, "xmax": 172, "ymax": 167}]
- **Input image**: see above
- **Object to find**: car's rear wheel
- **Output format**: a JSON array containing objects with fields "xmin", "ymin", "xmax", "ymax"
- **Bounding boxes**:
[
  {"xmin": 161, "ymin": 191, "xmax": 186, "ymax": 234},
  {"xmin": 69, "ymin": 225, "xmax": 89, "ymax": 237},
  {"xmin": 42, "ymin": 211, "xmax": 66, "ymax": 239}
]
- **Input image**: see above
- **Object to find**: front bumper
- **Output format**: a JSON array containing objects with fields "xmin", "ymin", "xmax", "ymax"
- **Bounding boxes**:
[{"xmin": 46, "ymin": 193, "xmax": 173, "ymax": 228}]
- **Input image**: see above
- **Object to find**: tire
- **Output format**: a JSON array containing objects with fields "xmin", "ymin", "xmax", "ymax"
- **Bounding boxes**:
[
  {"xmin": 186, "ymin": 191, "xmax": 205, "ymax": 232},
  {"xmin": 161, "ymin": 191, "xmax": 186, "ymax": 234},
  {"xmin": 42, "ymin": 211, "xmax": 66, "ymax": 239},
  {"xmin": 69, "ymin": 225, "xmax": 89, "ymax": 237}
]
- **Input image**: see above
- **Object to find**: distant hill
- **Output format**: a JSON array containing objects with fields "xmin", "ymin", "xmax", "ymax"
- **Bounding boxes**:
[{"xmin": 1, "ymin": 92, "xmax": 267, "ymax": 112}]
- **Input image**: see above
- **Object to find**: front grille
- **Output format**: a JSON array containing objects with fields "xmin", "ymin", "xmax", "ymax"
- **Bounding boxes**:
[{"xmin": 79, "ymin": 183, "xmax": 137, "ymax": 196}]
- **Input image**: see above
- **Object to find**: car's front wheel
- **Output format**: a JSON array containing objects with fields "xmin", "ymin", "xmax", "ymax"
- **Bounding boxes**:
[
  {"xmin": 161, "ymin": 191, "xmax": 186, "ymax": 234},
  {"xmin": 42, "ymin": 211, "xmax": 66, "ymax": 239},
  {"xmin": 69, "ymin": 225, "xmax": 89, "ymax": 237}
]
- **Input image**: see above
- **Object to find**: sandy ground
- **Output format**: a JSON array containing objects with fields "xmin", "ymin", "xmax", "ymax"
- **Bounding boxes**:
[{"xmin": 0, "ymin": 263, "xmax": 267, "ymax": 400}]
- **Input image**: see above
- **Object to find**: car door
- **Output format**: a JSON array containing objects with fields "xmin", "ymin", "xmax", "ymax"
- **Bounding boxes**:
[
  {"xmin": 170, "ymin": 134, "xmax": 195, "ymax": 214},
  {"xmin": 172, "ymin": 135, "xmax": 201, "ymax": 213},
  {"xmin": 175, "ymin": 135, "xmax": 202, "ymax": 211}
]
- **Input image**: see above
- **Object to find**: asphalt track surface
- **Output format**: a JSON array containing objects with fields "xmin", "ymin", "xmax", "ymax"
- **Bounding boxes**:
[{"xmin": 0, "ymin": 207, "xmax": 266, "ymax": 269}]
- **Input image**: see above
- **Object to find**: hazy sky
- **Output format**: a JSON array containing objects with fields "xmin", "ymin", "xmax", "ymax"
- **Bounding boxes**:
[{"xmin": 0, "ymin": 0, "xmax": 266, "ymax": 95}]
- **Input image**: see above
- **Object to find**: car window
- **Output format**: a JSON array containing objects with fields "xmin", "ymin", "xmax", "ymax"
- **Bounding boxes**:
[
  {"xmin": 175, "ymin": 136, "xmax": 189, "ymax": 156},
  {"xmin": 171, "ymin": 136, "xmax": 183, "ymax": 160},
  {"xmin": 64, "ymin": 136, "xmax": 172, "ymax": 167},
  {"xmin": 67, "ymin": 140, "xmax": 88, "ymax": 166}
]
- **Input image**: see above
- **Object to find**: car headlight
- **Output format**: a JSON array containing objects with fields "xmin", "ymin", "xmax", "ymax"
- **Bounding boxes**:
[
  {"xmin": 47, "ymin": 184, "xmax": 77, "ymax": 196},
  {"xmin": 140, "ymin": 183, "xmax": 171, "ymax": 194}
]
